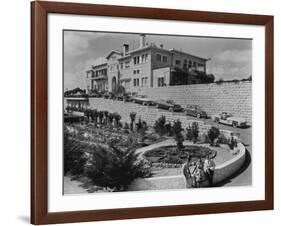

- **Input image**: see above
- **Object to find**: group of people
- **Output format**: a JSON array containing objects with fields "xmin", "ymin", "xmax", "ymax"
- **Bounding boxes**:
[{"xmin": 183, "ymin": 155, "xmax": 216, "ymax": 188}]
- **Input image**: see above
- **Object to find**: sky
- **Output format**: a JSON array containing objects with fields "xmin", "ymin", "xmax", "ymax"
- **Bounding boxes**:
[{"xmin": 64, "ymin": 30, "xmax": 252, "ymax": 90}]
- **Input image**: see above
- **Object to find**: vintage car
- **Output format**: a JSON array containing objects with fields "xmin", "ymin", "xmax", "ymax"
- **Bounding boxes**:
[
  {"xmin": 154, "ymin": 99, "xmax": 183, "ymax": 112},
  {"xmin": 211, "ymin": 112, "xmax": 248, "ymax": 128},
  {"xmin": 131, "ymin": 95, "xmax": 154, "ymax": 105},
  {"xmin": 102, "ymin": 92, "xmax": 116, "ymax": 99},
  {"xmin": 184, "ymin": 104, "xmax": 208, "ymax": 118},
  {"xmin": 88, "ymin": 90, "xmax": 103, "ymax": 98}
]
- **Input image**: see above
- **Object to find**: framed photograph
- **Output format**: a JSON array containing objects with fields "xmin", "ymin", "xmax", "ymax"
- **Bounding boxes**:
[{"xmin": 31, "ymin": 1, "xmax": 274, "ymax": 225}]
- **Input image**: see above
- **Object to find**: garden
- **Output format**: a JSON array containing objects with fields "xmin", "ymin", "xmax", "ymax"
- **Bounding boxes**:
[{"xmin": 64, "ymin": 108, "xmax": 241, "ymax": 192}]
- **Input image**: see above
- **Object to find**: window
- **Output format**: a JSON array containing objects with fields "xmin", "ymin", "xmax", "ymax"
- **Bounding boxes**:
[
  {"xmin": 189, "ymin": 60, "xmax": 192, "ymax": 68},
  {"xmin": 175, "ymin": 60, "xmax": 181, "ymax": 65},
  {"xmin": 133, "ymin": 78, "xmax": 140, "ymax": 87},
  {"xmin": 120, "ymin": 63, "xmax": 123, "ymax": 69},
  {"xmin": 134, "ymin": 56, "xmax": 140, "ymax": 64},
  {"xmin": 141, "ymin": 55, "xmax": 145, "ymax": 63},
  {"xmin": 156, "ymin": 54, "xmax": 161, "ymax": 61},
  {"xmin": 157, "ymin": 77, "xmax": 165, "ymax": 87},
  {"xmin": 162, "ymin": 56, "xmax": 168, "ymax": 63},
  {"xmin": 125, "ymin": 61, "xmax": 130, "ymax": 68},
  {"xmin": 141, "ymin": 77, "xmax": 148, "ymax": 87},
  {"xmin": 133, "ymin": 70, "xmax": 140, "ymax": 75},
  {"xmin": 193, "ymin": 62, "xmax": 197, "ymax": 68}
]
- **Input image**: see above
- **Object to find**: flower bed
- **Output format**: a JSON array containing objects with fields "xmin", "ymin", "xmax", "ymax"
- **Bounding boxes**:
[{"xmin": 143, "ymin": 145, "xmax": 216, "ymax": 166}]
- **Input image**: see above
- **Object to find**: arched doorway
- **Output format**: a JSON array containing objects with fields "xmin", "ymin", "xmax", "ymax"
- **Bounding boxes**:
[{"xmin": 112, "ymin": 76, "xmax": 117, "ymax": 93}]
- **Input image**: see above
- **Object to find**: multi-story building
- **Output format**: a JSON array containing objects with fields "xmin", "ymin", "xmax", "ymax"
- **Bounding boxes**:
[{"xmin": 86, "ymin": 34, "xmax": 214, "ymax": 93}]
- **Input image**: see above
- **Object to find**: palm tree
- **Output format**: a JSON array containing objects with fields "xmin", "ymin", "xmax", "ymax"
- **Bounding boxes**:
[
  {"xmin": 103, "ymin": 110, "xmax": 109, "ymax": 125},
  {"xmin": 85, "ymin": 144, "xmax": 151, "ymax": 191},
  {"xmin": 129, "ymin": 112, "xmax": 137, "ymax": 131},
  {"xmin": 208, "ymin": 126, "xmax": 220, "ymax": 146},
  {"xmin": 154, "ymin": 115, "xmax": 166, "ymax": 136},
  {"xmin": 113, "ymin": 113, "xmax": 122, "ymax": 128},
  {"xmin": 97, "ymin": 111, "xmax": 104, "ymax": 124},
  {"xmin": 90, "ymin": 109, "xmax": 98, "ymax": 124},
  {"xmin": 173, "ymin": 119, "xmax": 184, "ymax": 153}
]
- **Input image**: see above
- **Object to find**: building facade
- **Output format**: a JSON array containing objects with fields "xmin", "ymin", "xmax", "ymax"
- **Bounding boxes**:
[{"xmin": 86, "ymin": 34, "xmax": 214, "ymax": 94}]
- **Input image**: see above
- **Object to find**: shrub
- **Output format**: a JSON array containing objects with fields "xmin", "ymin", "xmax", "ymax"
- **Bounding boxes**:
[
  {"xmin": 208, "ymin": 126, "xmax": 220, "ymax": 146},
  {"xmin": 136, "ymin": 117, "xmax": 148, "ymax": 141},
  {"xmin": 186, "ymin": 122, "xmax": 199, "ymax": 143},
  {"xmin": 217, "ymin": 134, "xmax": 229, "ymax": 144},
  {"xmin": 108, "ymin": 113, "xmax": 114, "ymax": 126},
  {"xmin": 113, "ymin": 112, "xmax": 121, "ymax": 127},
  {"xmin": 165, "ymin": 122, "xmax": 173, "ymax": 136},
  {"xmin": 173, "ymin": 120, "xmax": 184, "ymax": 152},
  {"xmin": 186, "ymin": 127, "xmax": 193, "ymax": 141},
  {"xmin": 85, "ymin": 144, "xmax": 150, "ymax": 191},
  {"xmin": 123, "ymin": 122, "xmax": 130, "ymax": 131},
  {"xmin": 84, "ymin": 109, "xmax": 91, "ymax": 120},
  {"xmin": 154, "ymin": 115, "xmax": 166, "ymax": 136},
  {"xmin": 97, "ymin": 111, "xmax": 104, "ymax": 124},
  {"xmin": 103, "ymin": 110, "xmax": 109, "ymax": 124},
  {"xmin": 64, "ymin": 131, "xmax": 87, "ymax": 176},
  {"xmin": 90, "ymin": 109, "xmax": 98, "ymax": 123}
]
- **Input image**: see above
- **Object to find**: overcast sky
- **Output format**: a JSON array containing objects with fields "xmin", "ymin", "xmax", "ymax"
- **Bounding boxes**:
[{"xmin": 64, "ymin": 30, "xmax": 252, "ymax": 90}]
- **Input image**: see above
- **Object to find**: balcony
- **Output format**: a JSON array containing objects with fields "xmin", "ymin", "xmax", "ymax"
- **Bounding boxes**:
[{"xmin": 91, "ymin": 75, "xmax": 107, "ymax": 80}]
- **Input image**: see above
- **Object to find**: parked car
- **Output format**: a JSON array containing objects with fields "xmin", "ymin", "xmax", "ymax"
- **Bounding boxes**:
[
  {"xmin": 132, "ymin": 95, "xmax": 154, "ymax": 105},
  {"xmin": 184, "ymin": 104, "xmax": 208, "ymax": 118},
  {"xmin": 154, "ymin": 99, "xmax": 183, "ymax": 112},
  {"xmin": 211, "ymin": 112, "xmax": 248, "ymax": 128},
  {"xmin": 115, "ymin": 93, "xmax": 133, "ymax": 102},
  {"xmin": 88, "ymin": 90, "xmax": 102, "ymax": 98},
  {"xmin": 103, "ymin": 92, "xmax": 116, "ymax": 99}
]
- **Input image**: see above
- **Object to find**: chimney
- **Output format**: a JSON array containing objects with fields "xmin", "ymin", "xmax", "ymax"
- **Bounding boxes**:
[
  {"xmin": 139, "ymin": 34, "xmax": 145, "ymax": 48},
  {"xmin": 123, "ymin": 44, "xmax": 129, "ymax": 56}
]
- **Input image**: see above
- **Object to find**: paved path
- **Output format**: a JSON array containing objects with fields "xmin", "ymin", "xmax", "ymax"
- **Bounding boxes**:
[{"xmin": 63, "ymin": 176, "xmax": 88, "ymax": 194}]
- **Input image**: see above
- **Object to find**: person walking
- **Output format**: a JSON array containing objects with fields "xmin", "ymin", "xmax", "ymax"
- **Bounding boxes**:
[
  {"xmin": 203, "ymin": 155, "xmax": 216, "ymax": 186},
  {"xmin": 182, "ymin": 154, "xmax": 193, "ymax": 188},
  {"xmin": 193, "ymin": 159, "xmax": 205, "ymax": 188}
]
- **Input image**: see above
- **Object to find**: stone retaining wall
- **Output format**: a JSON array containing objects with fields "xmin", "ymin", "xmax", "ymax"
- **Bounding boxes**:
[{"xmin": 139, "ymin": 81, "xmax": 252, "ymax": 122}]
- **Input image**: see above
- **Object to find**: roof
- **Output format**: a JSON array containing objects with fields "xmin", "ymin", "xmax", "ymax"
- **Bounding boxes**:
[
  {"xmin": 170, "ymin": 49, "xmax": 208, "ymax": 61},
  {"xmin": 91, "ymin": 62, "xmax": 107, "ymax": 69},
  {"xmin": 105, "ymin": 50, "xmax": 122, "ymax": 59}
]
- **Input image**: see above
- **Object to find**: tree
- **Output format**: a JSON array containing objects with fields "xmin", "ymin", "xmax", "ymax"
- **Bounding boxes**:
[
  {"xmin": 136, "ymin": 117, "xmax": 148, "ymax": 141},
  {"xmin": 208, "ymin": 126, "xmax": 220, "ymax": 146},
  {"xmin": 129, "ymin": 112, "xmax": 137, "ymax": 131},
  {"xmin": 108, "ymin": 113, "xmax": 114, "ymax": 126},
  {"xmin": 154, "ymin": 115, "xmax": 166, "ymax": 136},
  {"xmin": 84, "ymin": 109, "xmax": 91, "ymax": 121},
  {"xmin": 191, "ymin": 122, "xmax": 199, "ymax": 143},
  {"xmin": 113, "ymin": 112, "xmax": 122, "ymax": 127},
  {"xmin": 98, "ymin": 111, "xmax": 104, "ymax": 124},
  {"xmin": 173, "ymin": 119, "xmax": 184, "ymax": 152},
  {"xmin": 103, "ymin": 110, "xmax": 109, "ymax": 125},
  {"xmin": 85, "ymin": 144, "xmax": 150, "ymax": 191},
  {"xmin": 64, "ymin": 130, "xmax": 87, "ymax": 176},
  {"xmin": 90, "ymin": 109, "xmax": 98, "ymax": 124},
  {"xmin": 165, "ymin": 122, "xmax": 173, "ymax": 136}
]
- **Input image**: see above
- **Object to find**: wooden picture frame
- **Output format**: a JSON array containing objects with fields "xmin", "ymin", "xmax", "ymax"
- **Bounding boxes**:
[{"xmin": 31, "ymin": 1, "xmax": 274, "ymax": 224}]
